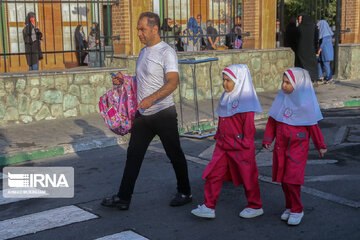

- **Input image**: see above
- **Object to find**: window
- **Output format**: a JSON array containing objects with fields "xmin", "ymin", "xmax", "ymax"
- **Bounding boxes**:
[
  {"xmin": 61, "ymin": 0, "xmax": 88, "ymax": 51},
  {"xmin": 7, "ymin": 2, "xmax": 38, "ymax": 53}
]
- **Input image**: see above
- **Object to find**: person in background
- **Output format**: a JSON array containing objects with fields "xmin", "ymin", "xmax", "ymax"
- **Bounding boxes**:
[
  {"xmin": 88, "ymin": 22, "xmax": 104, "ymax": 67},
  {"xmin": 173, "ymin": 20, "xmax": 184, "ymax": 52},
  {"xmin": 235, "ymin": 16, "xmax": 242, "ymax": 32},
  {"xmin": 161, "ymin": 18, "xmax": 181, "ymax": 51},
  {"xmin": 317, "ymin": 20, "xmax": 334, "ymax": 84},
  {"xmin": 175, "ymin": 26, "xmax": 184, "ymax": 52},
  {"xmin": 88, "ymin": 22, "xmax": 101, "ymax": 49},
  {"xmin": 295, "ymin": 15, "xmax": 318, "ymax": 84},
  {"xmin": 196, "ymin": 14, "xmax": 207, "ymax": 49},
  {"xmin": 23, "ymin": 12, "xmax": 43, "ymax": 71},
  {"xmin": 226, "ymin": 16, "xmax": 242, "ymax": 49},
  {"xmin": 284, "ymin": 17, "xmax": 298, "ymax": 53},
  {"xmin": 75, "ymin": 25, "xmax": 88, "ymax": 66},
  {"xmin": 276, "ymin": 19, "xmax": 281, "ymax": 48},
  {"xmin": 182, "ymin": 17, "xmax": 201, "ymax": 52},
  {"xmin": 206, "ymin": 20, "xmax": 219, "ymax": 50}
]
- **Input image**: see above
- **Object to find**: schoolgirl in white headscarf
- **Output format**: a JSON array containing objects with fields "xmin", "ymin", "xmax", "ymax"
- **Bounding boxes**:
[
  {"xmin": 263, "ymin": 67, "xmax": 327, "ymax": 226},
  {"xmin": 268, "ymin": 67, "xmax": 323, "ymax": 125},
  {"xmin": 216, "ymin": 64, "xmax": 262, "ymax": 117},
  {"xmin": 192, "ymin": 64, "xmax": 264, "ymax": 220}
]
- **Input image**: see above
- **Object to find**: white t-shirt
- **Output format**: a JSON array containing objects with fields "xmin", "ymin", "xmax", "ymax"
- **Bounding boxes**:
[{"xmin": 136, "ymin": 41, "xmax": 178, "ymax": 115}]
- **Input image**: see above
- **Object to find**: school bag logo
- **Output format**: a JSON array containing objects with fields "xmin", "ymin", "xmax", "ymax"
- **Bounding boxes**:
[{"xmin": 99, "ymin": 75, "xmax": 137, "ymax": 135}]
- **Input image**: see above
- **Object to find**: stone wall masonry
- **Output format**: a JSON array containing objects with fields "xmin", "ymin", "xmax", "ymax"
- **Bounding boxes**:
[
  {"xmin": 109, "ymin": 45, "xmax": 360, "ymax": 101},
  {"xmin": 2, "ymin": 45, "xmax": 359, "ymax": 126},
  {"xmin": 109, "ymin": 48, "xmax": 295, "ymax": 102},
  {"xmin": 0, "ymin": 68, "xmax": 124, "ymax": 126},
  {"xmin": 338, "ymin": 44, "xmax": 360, "ymax": 80}
]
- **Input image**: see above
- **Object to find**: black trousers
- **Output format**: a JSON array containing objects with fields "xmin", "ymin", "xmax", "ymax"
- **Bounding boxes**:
[{"xmin": 117, "ymin": 105, "xmax": 191, "ymax": 201}]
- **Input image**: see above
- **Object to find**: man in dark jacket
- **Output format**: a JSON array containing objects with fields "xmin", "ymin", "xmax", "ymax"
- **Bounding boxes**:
[{"xmin": 23, "ymin": 12, "xmax": 43, "ymax": 71}]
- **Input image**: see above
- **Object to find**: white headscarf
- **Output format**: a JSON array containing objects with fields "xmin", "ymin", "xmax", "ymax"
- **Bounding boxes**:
[
  {"xmin": 268, "ymin": 67, "xmax": 323, "ymax": 126},
  {"xmin": 215, "ymin": 64, "xmax": 262, "ymax": 117}
]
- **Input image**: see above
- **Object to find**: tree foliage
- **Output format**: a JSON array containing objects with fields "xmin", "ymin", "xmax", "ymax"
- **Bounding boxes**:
[{"xmin": 280, "ymin": 0, "xmax": 337, "ymax": 27}]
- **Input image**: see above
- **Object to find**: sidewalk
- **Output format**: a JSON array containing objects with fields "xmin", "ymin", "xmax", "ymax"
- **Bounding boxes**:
[{"xmin": 1, "ymin": 79, "xmax": 359, "ymax": 166}]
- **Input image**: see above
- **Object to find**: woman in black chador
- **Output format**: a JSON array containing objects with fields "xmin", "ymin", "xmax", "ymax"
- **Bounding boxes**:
[
  {"xmin": 295, "ymin": 14, "xmax": 318, "ymax": 83},
  {"xmin": 75, "ymin": 25, "xmax": 88, "ymax": 66},
  {"xmin": 284, "ymin": 17, "xmax": 297, "ymax": 53},
  {"xmin": 23, "ymin": 12, "xmax": 43, "ymax": 71}
]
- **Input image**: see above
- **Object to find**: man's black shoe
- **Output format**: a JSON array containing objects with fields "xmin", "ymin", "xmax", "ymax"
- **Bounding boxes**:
[
  {"xmin": 170, "ymin": 192, "xmax": 192, "ymax": 207},
  {"xmin": 101, "ymin": 195, "xmax": 130, "ymax": 210}
]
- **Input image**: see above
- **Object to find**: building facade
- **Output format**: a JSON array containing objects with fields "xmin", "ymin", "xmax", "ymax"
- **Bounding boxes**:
[
  {"xmin": 0, "ymin": 0, "xmax": 109, "ymax": 72},
  {"xmin": 1, "ymin": 0, "xmax": 359, "ymax": 73}
]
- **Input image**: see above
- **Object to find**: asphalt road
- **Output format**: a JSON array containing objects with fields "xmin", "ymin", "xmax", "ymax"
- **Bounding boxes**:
[{"xmin": 0, "ymin": 108, "xmax": 359, "ymax": 240}]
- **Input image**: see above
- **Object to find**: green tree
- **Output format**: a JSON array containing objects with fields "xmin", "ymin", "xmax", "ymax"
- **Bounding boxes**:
[{"xmin": 280, "ymin": 0, "xmax": 337, "ymax": 27}]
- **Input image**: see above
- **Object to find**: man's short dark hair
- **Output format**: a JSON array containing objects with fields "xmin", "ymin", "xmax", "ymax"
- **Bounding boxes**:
[{"xmin": 139, "ymin": 12, "xmax": 161, "ymax": 34}]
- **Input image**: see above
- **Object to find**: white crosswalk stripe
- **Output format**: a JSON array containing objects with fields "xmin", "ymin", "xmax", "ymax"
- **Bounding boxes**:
[
  {"xmin": 0, "ymin": 205, "xmax": 98, "ymax": 239},
  {"xmin": 96, "ymin": 231, "xmax": 149, "ymax": 240}
]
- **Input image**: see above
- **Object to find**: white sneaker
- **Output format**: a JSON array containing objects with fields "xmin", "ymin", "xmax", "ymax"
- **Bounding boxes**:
[
  {"xmin": 191, "ymin": 204, "xmax": 215, "ymax": 219},
  {"xmin": 280, "ymin": 209, "xmax": 291, "ymax": 221},
  {"xmin": 287, "ymin": 211, "xmax": 304, "ymax": 226},
  {"xmin": 239, "ymin": 207, "xmax": 264, "ymax": 218}
]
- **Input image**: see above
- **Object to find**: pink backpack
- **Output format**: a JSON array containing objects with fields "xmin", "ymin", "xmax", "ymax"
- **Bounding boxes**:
[{"xmin": 99, "ymin": 75, "xmax": 137, "ymax": 135}]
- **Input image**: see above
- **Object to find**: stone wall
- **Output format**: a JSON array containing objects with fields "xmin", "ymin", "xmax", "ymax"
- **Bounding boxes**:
[
  {"xmin": 0, "ymin": 68, "xmax": 123, "ymax": 126},
  {"xmin": 3, "ymin": 45, "xmax": 359, "ymax": 126},
  {"xmin": 109, "ymin": 48, "xmax": 294, "ymax": 102},
  {"xmin": 338, "ymin": 44, "xmax": 360, "ymax": 80}
]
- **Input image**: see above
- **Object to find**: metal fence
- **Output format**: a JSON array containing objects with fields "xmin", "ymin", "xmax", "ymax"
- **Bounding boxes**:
[
  {"xmin": 277, "ymin": 0, "xmax": 350, "ymax": 76},
  {"xmin": 0, "ymin": 0, "xmax": 119, "ymax": 72},
  {"xmin": 157, "ymin": 0, "xmax": 248, "ymax": 51}
]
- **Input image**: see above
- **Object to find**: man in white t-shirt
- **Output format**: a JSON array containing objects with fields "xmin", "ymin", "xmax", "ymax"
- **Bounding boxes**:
[{"xmin": 102, "ymin": 12, "xmax": 192, "ymax": 210}]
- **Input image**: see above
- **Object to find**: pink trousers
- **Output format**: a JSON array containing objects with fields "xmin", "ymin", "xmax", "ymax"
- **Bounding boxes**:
[{"xmin": 204, "ymin": 153, "xmax": 262, "ymax": 210}]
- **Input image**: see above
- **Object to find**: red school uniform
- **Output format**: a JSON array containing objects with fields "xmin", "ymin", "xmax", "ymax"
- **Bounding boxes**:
[
  {"xmin": 263, "ymin": 117, "xmax": 326, "ymax": 185},
  {"xmin": 263, "ymin": 67, "xmax": 327, "ymax": 213},
  {"xmin": 202, "ymin": 112, "xmax": 262, "ymax": 209},
  {"xmin": 200, "ymin": 64, "xmax": 263, "ymax": 210}
]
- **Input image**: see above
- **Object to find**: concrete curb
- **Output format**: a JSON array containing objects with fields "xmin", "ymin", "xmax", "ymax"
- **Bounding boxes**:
[
  {"xmin": 0, "ymin": 146, "xmax": 65, "ymax": 166},
  {"xmin": 320, "ymin": 98, "xmax": 360, "ymax": 109},
  {"xmin": 343, "ymin": 99, "xmax": 360, "ymax": 107},
  {"xmin": 0, "ymin": 137, "xmax": 128, "ymax": 166},
  {"xmin": 0, "ymin": 98, "xmax": 359, "ymax": 166}
]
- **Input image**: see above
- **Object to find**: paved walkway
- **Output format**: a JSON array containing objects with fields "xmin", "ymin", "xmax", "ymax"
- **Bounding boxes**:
[{"xmin": 0, "ymin": 79, "xmax": 359, "ymax": 165}]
